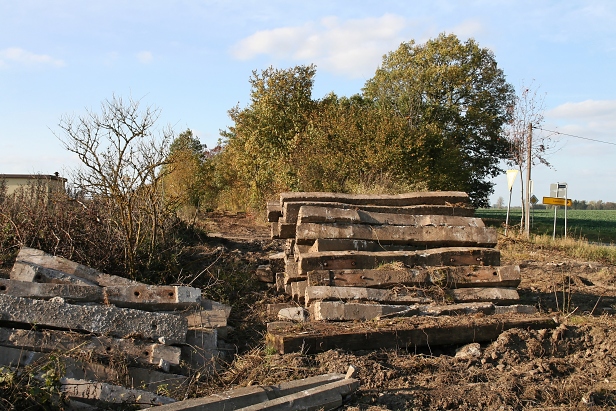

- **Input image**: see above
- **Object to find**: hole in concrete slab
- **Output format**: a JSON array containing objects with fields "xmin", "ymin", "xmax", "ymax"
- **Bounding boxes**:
[
  {"xmin": 105, "ymin": 346, "xmax": 112, "ymax": 352},
  {"xmin": 168, "ymin": 292, "xmax": 174, "ymax": 297},
  {"xmin": 134, "ymin": 291, "xmax": 140, "ymax": 297},
  {"xmin": 143, "ymin": 351, "xmax": 149, "ymax": 357},
  {"xmin": 0, "ymin": 285, "xmax": 6, "ymax": 291},
  {"xmin": 493, "ymin": 271, "xmax": 498, "ymax": 276},
  {"xmin": 151, "ymin": 322, "xmax": 157, "ymax": 330}
]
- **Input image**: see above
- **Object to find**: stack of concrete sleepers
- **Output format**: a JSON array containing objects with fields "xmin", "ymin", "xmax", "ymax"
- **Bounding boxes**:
[
  {"xmin": 0, "ymin": 247, "xmax": 232, "ymax": 408},
  {"xmin": 266, "ymin": 191, "xmax": 524, "ymax": 322}
]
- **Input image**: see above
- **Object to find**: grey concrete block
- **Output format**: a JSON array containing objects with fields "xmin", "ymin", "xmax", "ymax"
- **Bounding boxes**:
[
  {"xmin": 277, "ymin": 307, "xmax": 308, "ymax": 322},
  {"xmin": 0, "ymin": 294, "xmax": 187, "ymax": 345},
  {"xmin": 494, "ymin": 304, "xmax": 538, "ymax": 314}
]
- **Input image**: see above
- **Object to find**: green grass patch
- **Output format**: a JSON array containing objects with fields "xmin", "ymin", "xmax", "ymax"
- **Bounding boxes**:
[{"xmin": 476, "ymin": 208, "xmax": 616, "ymax": 244}]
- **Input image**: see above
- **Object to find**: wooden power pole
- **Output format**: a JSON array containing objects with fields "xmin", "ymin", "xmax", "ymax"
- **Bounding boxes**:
[{"xmin": 524, "ymin": 123, "xmax": 532, "ymax": 238}]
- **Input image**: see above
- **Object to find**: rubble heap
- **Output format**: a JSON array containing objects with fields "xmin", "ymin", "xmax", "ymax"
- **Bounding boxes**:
[{"xmin": 0, "ymin": 247, "xmax": 231, "ymax": 408}]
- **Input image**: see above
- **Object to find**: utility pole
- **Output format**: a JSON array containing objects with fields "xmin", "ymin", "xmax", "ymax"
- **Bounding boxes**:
[{"xmin": 524, "ymin": 123, "xmax": 532, "ymax": 238}]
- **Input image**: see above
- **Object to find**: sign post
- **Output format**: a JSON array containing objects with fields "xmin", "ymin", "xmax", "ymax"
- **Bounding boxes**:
[
  {"xmin": 530, "ymin": 194, "xmax": 538, "ymax": 228},
  {"xmin": 546, "ymin": 182, "xmax": 569, "ymax": 239},
  {"xmin": 505, "ymin": 170, "xmax": 518, "ymax": 235}
]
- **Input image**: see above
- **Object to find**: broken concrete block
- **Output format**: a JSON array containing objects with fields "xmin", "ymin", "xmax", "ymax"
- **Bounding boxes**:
[
  {"xmin": 266, "ymin": 303, "xmax": 295, "ymax": 318},
  {"xmin": 11, "ymin": 261, "xmax": 97, "ymax": 286},
  {"xmin": 255, "ymin": 265, "xmax": 274, "ymax": 283},
  {"xmin": 0, "ymin": 327, "xmax": 180, "ymax": 369},
  {"xmin": 275, "ymin": 272, "xmax": 284, "ymax": 292},
  {"xmin": 60, "ymin": 377, "xmax": 174, "ymax": 408},
  {"xmin": 291, "ymin": 280, "xmax": 307, "ymax": 303},
  {"xmin": 277, "ymin": 307, "xmax": 308, "ymax": 322},
  {"xmin": 455, "ymin": 343, "xmax": 482, "ymax": 360},
  {"xmin": 14, "ymin": 247, "xmax": 140, "ymax": 287},
  {"xmin": 267, "ymin": 201, "xmax": 283, "ymax": 222},
  {"xmin": 0, "ymin": 345, "xmax": 45, "ymax": 367},
  {"xmin": 0, "ymin": 294, "xmax": 187, "ymax": 345},
  {"xmin": 181, "ymin": 329, "xmax": 221, "ymax": 371}
]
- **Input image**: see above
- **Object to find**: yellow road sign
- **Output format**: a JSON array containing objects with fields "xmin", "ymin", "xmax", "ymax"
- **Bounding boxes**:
[{"xmin": 543, "ymin": 196, "xmax": 572, "ymax": 207}]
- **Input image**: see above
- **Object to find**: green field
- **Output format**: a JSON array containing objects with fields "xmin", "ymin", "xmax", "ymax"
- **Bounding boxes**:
[{"xmin": 475, "ymin": 208, "xmax": 616, "ymax": 244}]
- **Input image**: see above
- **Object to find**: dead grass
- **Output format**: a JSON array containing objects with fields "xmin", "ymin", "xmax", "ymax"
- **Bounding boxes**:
[{"xmin": 498, "ymin": 231, "xmax": 616, "ymax": 265}]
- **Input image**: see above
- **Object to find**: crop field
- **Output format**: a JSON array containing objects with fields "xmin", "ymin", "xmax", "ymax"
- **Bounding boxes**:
[{"xmin": 476, "ymin": 208, "xmax": 616, "ymax": 244}]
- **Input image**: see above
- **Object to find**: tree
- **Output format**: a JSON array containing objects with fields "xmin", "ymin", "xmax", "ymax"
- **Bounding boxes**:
[
  {"xmin": 219, "ymin": 65, "xmax": 316, "ymax": 209},
  {"xmin": 504, "ymin": 81, "xmax": 554, "ymax": 229},
  {"xmin": 56, "ymin": 96, "xmax": 174, "ymax": 276},
  {"xmin": 164, "ymin": 129, "xmax": 206, "ymax": 210},
  {"xmin": 495, "ymin": 196, "xmax": 505, "ymax": 209},
  {"xmin": 363, "ymin": 33, "xmax": 515, "ymax": 207}
]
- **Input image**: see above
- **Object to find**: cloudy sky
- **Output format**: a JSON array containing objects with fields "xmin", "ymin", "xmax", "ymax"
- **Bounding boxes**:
[{"xmin": 1, "ymin": 0, "xmax": 615, "ymax": 205}]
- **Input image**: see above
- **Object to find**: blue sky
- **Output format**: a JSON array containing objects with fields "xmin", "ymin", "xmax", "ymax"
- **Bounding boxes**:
[{"xmin": 1, "ymin": 0, "xmax": 615, "ymax": 205}]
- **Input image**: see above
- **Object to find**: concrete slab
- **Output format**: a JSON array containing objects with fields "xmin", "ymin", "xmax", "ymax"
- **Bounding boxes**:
[
  {"xmin": 150, "ymin": 373, "xmax": 348, "ymax": 411},
  {"xmin": 104, "ymin": 285, "xmax": 201, "ymax": 310},
  {"xmin": 0, "ymin": 327, "xmax": 181, "ymax": 368},
  {"xmin": 280, "ymin": 191, "xmax": 470, "ymax": 207},
  {"xmin": 11, "ymin": 261, "xmax": 97, "ymax": 286},
  {"xmin": 14, "ymin": 247, "xmax": 141, "ymax": 287},
  {"xmin": 60, "ymin": 377, "xmax": 174, "ymax": 408},
  {"xmin": 305, "ymin": 286, "xmax": 431, "ymax": 306},
  {"xmin": 0, "ymin": 278, "xmax": 103, "ymax": 302},
  {"xmin": 283, "ymin": 201, "xmax": 475, "ymax": 224},
  {"xmin": 0, "ymin": 345, "xmax": 45, "ymax": 367},
  {"xmin": 447, "ymin": 287, "xmax": 520, "ymax": 304},
  {"xmin": 298, "ymin": 206, "xmax": 484, "ymax": 227},
  {"xmin": 0, "ymin": 294, "xmax": 187, "ymax": 345},
  {"xmin": 295, "ymin": 223, "xmax": 497, "ymax": 247},
  {"xmin": 494, "ymin": 304, "xmax": 538, "ymax": 314},
  {"xmin": 237, "ymin": 378, "xmax": 360, "ymax": 411},
  {"xmin": 298, "ymin": 248, "xmax": 501, "ymax": 274},
  {"xmin": 312, "ymin": 301, "xmax": 417, "ymax": 321}
]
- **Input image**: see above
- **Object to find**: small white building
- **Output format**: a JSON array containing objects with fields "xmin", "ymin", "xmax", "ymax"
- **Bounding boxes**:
[{"xmin": 0, "ymin": 173, "xmax": 67, "ymax": 197}]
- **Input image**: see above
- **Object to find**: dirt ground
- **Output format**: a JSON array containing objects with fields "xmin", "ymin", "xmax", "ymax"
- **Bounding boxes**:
[{"xmin": 193, "ymin": 212, "xmax": 616, "ymax": 410}]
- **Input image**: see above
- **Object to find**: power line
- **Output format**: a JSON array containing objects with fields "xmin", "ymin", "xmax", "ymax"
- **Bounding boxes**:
[{"xmin": 532, "ymin": 126, "xmax": 616, "ymax": 147}]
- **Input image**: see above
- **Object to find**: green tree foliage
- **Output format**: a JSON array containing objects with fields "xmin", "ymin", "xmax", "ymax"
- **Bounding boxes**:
[
  {"xmin": 164, "ymin": 129, "xmax": 207, "ymax": 209},
  {"xmin": 363, "ymin": 33, "xmax": 515, "ymax": 206},
  {"xmin": 219, "ymin": 65, "xmax": 317, "ymax": 209}
]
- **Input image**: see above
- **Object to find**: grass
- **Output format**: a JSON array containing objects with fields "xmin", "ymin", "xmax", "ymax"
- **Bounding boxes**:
[{"xmin": 476, "ymin": 208, "xmax": 616, "ymax": 244}]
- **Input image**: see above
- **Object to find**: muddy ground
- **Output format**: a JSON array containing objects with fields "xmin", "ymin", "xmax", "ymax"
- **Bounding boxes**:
[{"xmin": 186, "ymin": 211, "xmax": 616, "ymax": 410}]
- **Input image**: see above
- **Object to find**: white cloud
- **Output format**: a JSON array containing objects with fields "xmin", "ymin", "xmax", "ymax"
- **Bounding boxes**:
[
  {"xmin": 231, "ymin": 14, "xmax": 485, "ymax": 78},
  {"xmin": 547, "ymin": 100, "xmax": 616, "ymax": 120},
  {"xmin": 0, "ymin": 47, "xmax": 65, "ymax": 68},
  {"xmin": 137, "ymin": 51, "xmax": 153, "ymax": 64},
  {"xmin": 231, "ymin": 14, "xmax": 430, "ymax": 78}
]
